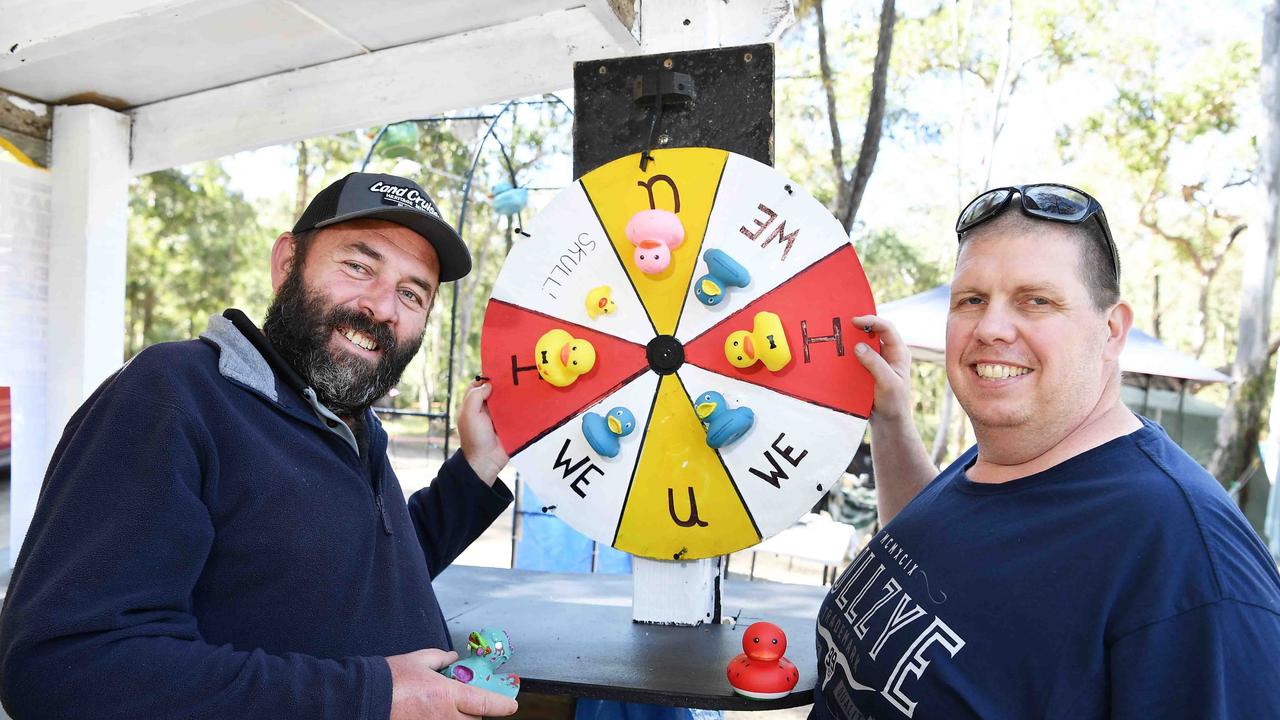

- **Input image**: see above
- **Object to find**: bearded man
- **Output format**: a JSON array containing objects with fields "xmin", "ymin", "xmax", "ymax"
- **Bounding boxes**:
[{"xmin": 0, "ymin": 173, "xmax": 519, "ymax": 720}]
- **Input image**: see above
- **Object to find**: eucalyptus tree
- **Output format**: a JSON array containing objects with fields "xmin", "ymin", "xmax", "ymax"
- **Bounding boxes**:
[
  {"xmin": 1210, "ymin": 1, "xmax": 1280, "ymax": 492},
  {"xmin": 126, "ymin": 163, "xmax": 269, "ymax": 358}
]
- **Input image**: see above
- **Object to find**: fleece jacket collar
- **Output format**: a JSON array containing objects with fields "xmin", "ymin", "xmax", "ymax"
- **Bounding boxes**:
[{"xmin": 200, "ymin": 309, "xmax": 359, "ymax": 453}]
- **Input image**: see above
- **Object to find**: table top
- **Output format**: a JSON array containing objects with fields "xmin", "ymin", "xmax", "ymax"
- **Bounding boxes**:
[
  {"xmin": 433, "ymin": 565, "xmax": 826, "ymax": 710},
  {"xmin": 751, "ymin": 515, "xmax": 859, "ymax": 567}
]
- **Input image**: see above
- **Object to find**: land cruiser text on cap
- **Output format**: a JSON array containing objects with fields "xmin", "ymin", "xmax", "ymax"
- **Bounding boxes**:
[{"xmin": 292, "ymin": 172, "xmax": 473, "ymax": 282}]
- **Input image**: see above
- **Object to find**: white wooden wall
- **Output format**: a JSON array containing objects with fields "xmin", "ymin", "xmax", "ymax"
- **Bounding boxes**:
[{"xmin": 0, "ymin": 162, "xmax": 52, "ymax": 562}]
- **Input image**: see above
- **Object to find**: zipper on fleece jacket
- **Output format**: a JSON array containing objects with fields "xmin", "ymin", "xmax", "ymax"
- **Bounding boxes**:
[
  {"xmin": 375, "ymin": 494, "xmax": 392, "ymax": 535},
  {"xmin": 223, "ymin": 308, "xmax": 392, "ymax": 536}
]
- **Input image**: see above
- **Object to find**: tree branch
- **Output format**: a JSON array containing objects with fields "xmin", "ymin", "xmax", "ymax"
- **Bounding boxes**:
[
  {"xmin": 815, "ymin": 0, "xmax": 848, "ymax": 218},
  {"xmin": 841, "ymin": 0, "xmax": 897, "ymax": 232},
  {"xmin": 983, "ymin": 0, "xmax": 1015, "ymax": 189},
  {"xmin": 1139, "ymin": 177, "xmax": 1207, "ymax": 274}
]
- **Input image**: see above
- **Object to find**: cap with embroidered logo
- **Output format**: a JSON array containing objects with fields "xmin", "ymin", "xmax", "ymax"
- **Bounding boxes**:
[{"xmin": 292, "ymin": 172, "xmax": 472, "ymax": 282}]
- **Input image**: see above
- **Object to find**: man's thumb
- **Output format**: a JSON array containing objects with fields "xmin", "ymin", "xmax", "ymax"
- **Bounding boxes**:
[
  {"xmin": 419, "ymin": 649, "xmax": 460, "ymax": 670},
  {"xmin": 854, "ymin": 342, "xmax": 896, "ymax": 386},
  {"xmin": 454, "ymin": 686, "xmax": 519, "ymax": 717}
]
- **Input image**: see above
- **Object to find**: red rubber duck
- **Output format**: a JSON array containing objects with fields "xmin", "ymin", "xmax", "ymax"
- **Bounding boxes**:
[{"xmin": 726, "ymin": 621, "xmax": 799, "ymax": 699}]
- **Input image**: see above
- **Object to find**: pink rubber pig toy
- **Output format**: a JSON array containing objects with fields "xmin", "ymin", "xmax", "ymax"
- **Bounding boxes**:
[{"xmin": 625, "ymin": 209, "xmax": 685, "ymax": 275}]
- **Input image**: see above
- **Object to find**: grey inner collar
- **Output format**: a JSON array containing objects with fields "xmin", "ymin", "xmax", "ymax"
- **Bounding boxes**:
[{"xmin": 201, "ymin": 314, "xmax": 360, "ymax": 454}]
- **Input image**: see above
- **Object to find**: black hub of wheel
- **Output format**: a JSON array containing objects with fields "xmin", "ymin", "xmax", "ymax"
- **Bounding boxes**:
[{"xmin": 646, "ymin": 334, "xmax": 685, "ymax": 375}]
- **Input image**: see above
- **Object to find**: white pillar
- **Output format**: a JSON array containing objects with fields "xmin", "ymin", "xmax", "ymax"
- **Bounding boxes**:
[{"xmin": 18, "ymin": 104, "xmax": 131, "ymax": 562}]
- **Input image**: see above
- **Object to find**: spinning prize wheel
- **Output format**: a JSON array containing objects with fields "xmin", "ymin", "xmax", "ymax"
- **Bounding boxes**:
[{"xmin": 480, "ymin": 148, "xmax": 877, "ymax": 561}]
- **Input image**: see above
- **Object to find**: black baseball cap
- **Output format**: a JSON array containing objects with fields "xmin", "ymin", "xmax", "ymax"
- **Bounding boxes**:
[{"xmin": 292, "ymin": 172, "xmax": 472, "ymax": 282}]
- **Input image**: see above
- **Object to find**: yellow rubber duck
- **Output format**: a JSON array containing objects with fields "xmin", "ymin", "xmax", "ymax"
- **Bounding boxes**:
[
  {"xmin": 586, "ymin": 286, "xmax": 616, "ymax": 319},
  {"xmin": 724, "ymin": 312, "xmax": 791, "ymax": 372},
  {"xmin": 535, "ymin": 329, "xmax": 597, "ymax": 387}
]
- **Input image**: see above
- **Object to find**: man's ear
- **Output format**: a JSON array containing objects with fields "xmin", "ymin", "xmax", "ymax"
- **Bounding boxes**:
[
  {"xmin": 270, "ymin": 232, "xmax": 297, "ymax": 292},
  {"xmin": 1103, "ymin": 300, "xmax": 1133, "ymax": 364}
]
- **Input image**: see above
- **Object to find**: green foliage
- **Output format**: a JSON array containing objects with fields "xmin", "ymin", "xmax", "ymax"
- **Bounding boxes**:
[
  {"xmin": 126, "ymin": 163, "xmax": 271, "ymax": 356},
  {"xmin": 1069, "ymin": 41, "xmax": 1254, "ymax": 176},
  {"xmin": 1060, "ymin": 28, "xmax": 1259, "ymax": 365},
  {"xmin": 856, "ymin": 228, "xmax": 945, "ymax": 302}
]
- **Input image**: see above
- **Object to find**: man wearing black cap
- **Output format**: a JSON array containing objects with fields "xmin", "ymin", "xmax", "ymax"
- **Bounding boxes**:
[{"xmin": 0, "ymin": 173, "xmax": 519, "ymax": 720}]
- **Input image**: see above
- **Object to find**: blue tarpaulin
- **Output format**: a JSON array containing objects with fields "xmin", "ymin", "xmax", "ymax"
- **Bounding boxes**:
[{"xmin": 514, "ymin": 481, "xmax": 631, "ymax": 574}]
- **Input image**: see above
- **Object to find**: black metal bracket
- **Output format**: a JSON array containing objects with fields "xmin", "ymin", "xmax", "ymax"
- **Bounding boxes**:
[
  {"xmin": 631, "ymin": 70, "xmax": 696, "ymax": 107},
  {"xmin": 633, "ymin": 70, "xmax": 696, "ymax": 171}
]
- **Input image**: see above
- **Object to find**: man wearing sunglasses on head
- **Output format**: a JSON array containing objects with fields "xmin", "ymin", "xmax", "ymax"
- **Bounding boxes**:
[{"xmin": 812, "ymin": 184, "xmax": 1280, "ymax": 719}]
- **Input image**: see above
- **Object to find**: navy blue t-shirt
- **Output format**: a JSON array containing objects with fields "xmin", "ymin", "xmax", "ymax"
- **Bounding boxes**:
[{"xmin": 811, "ymin": 417, "xmax": 1280, "ymax": 719}]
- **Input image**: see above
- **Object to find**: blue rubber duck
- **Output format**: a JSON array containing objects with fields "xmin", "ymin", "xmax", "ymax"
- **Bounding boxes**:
[
  {"xmin": 441, "ymin": 628, "xmax": 520, "ymax": 699},
  {"xmin": 582, "ymin": 407, "xmax": 637, "ymax": 458},
  {"xmin": 694, "ymin": 249, "xmax": 751, "ymax": 306},
  {"xmin": 694, "ymin": 391, "xmax": 755, "ymax": 448},
  {"xmin": 491, "ymin": 181, "xmax": 529, "ymax": 217}
]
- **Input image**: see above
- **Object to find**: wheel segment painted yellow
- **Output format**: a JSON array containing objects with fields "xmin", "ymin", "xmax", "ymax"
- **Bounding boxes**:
[
  {"xmin": 613, "ymin": 374, "xmax": 760, "ymax": 559},
  {"xmin": 580, "ymin": 147, "xmax": 728, "ymax": 335}
]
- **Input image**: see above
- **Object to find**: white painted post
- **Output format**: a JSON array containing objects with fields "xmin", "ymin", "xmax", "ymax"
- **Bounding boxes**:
[
  {"xmin": 628, "ymin": 0, "xmax": 794, "ymax": 625},
  {"xmin": 632, "ymin": 555, "xmax": 725, "ymax": 625},
  {"xmin": 18, "ymin": 104, "xmax": 131, "ymax": 562}
]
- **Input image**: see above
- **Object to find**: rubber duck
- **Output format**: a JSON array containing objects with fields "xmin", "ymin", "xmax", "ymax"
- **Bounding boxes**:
[
  {"xmin": 726, "ymin": 622, "xmax": 799, "ymax": 700},
  {"xmin": 724, "ymin": 311, "xmax": 792, "ymax": 372},
  {"xmin": 625, "ymin": 208, "xmax": 684, "ymax": 275},
  {"xmin": 581, "ymin": 406, "xmax": 637, "ymax": 458},
  {"xmin": 694, "ymin": 249, "xmax": 751, "ymax": 306},
  {"xmin": 535, "ymin": 329, "xmax": 597, "ymax": 387},
  {"xmin": 694, "ymin": 391, "xmax": 755, "ymax": 448},
  {"xmin": 490, "ymin": 181, "xmax": 529, "ymax": 217},
  {"xmin": 442, "ymin": 628, "xmax": 521, "ymax": 699},
  {"xmin": 585, "ymin": 285, "xmax": 616, "ymax": 319}
]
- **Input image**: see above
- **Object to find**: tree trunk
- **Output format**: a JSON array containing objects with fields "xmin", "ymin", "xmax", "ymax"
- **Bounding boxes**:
[
  {"xmin": 422, "ymin": 315, "xmax": 436, "ymax": 410},
  {"xmin": 840, "ymin": 0, "xmax": 897, "ymax": 232},
  {"xmin": 454, "ymin": 225, "xmax": 495, "ymax": 400},
  {"xmin": 931, "ymin": 383, "xmax": 955, "ymax": 465},
  {"xmin": 815, "ymin": 0, "xmax": 848, "ymax": 219},
  {"xmin": 982, "ymin": 0, "xmax": 1015, "ymax": 189},
  {"xmin": 142, "ymin": 287, "xmax": 156, "ymax": 351},
  {"xmin": 1152, "ymin": 273, "xmax": 1162, "ymax": 340},
  {"xmin": 1208, "ymin": 0, "xmax": 1280, "ymax": 490},
  {"xmin": 953, "ymin": 0, "xmax": 968, "ymax": 209},
  {"xmin": 1193, "ymin": 272, "xmax": 1212, "ymax": 360},
  {"xmin": 294, "ymin": 141, "xmax": 309, "ymax": 220}
]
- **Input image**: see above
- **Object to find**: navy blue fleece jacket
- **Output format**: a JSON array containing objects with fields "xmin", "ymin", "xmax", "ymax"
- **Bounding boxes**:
[{"xmin": 0, "ymin": 310, "xmax": 511, "ymax": 719}]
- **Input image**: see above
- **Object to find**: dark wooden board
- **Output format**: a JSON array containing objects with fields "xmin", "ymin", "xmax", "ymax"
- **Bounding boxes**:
[
  {"xmin": 572, "ymin": 44, "xmax": 774, "ymax": 179},
  {"xmin": 434, "ymin": 565, "xmax": 822, "ymax": 710}
]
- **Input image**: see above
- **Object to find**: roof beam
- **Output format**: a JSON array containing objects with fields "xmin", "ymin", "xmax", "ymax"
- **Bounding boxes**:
[
  {"xmin": 128, "ymin": 7, "xmax": 627, "ymax": 174},
  {"xmin": 583, "ymin": 0, "xmax": 640, "ymax": 50},
  {"xmin": 1, "ymin": 0, "xmax": 246, "ymax": 72}
]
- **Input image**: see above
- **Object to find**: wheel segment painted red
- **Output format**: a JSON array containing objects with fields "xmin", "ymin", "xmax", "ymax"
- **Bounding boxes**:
[{"xmin": 682, "ymin": 244, "xmax": 876, "ymax": 418}]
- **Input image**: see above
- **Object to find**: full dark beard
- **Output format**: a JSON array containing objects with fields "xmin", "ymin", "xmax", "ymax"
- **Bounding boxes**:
[{"xmin": 262, "ymin": 264, "xmax": 424, "ymax": 417}]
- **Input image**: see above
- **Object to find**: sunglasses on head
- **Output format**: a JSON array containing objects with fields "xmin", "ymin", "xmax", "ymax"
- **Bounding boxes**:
[{"xmin": 955, "ymin": 183, "xmax": 1119, "ymax": 282}]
